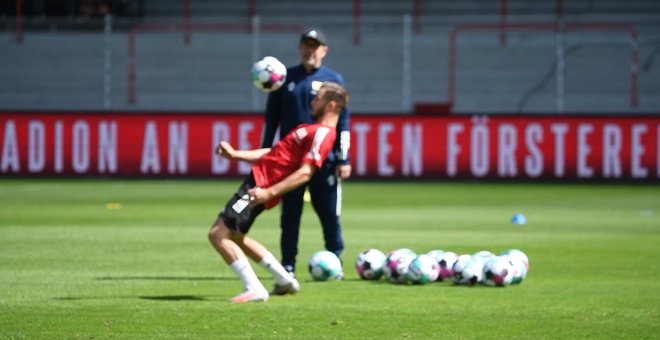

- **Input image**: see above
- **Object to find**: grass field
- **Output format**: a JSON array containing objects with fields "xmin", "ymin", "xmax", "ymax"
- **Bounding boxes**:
[{"xmin": 1, "ymin": 179, "xmax": 659, "ymax": 339}]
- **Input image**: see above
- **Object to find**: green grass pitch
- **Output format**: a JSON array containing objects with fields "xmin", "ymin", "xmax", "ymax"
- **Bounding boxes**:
[{"xmin": 1, "ymin": 179, "xmax": 659, "ymax": 339}]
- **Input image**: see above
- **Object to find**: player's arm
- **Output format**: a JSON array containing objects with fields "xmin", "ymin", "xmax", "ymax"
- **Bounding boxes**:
[
  {"xmin": 260, "ymin": 90, "xmax": 283, "ymax": 148},
  {"xmin": 335, "ymin": 74, "xmax": 352, "ymax": 179},
  {"xmin": 216, "ymin": 141, "xmax": 270, "ymax": 162},
  {"xmin": 249, "ymin": 163, "xmax": 317, "ymax": 205},
  {"xmin": 332, "ymin": 73, "xmax": 352, "ymax": 179},
  {"xmin": 334, "ymin": 107, "xmax": 352, "ymax": 179}
]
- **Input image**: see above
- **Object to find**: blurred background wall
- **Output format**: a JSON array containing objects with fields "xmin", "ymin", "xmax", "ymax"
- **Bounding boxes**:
[{"xmin": 1, "ymin": 0, "xmax": 659, "ymax": 114}]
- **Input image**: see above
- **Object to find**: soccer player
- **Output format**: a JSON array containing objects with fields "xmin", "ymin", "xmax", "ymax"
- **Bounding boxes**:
[
  {"xmin": 260, "ymin": 28, "xmax": 351, "ymax": 278},
  {"xmin": 208, "ymin": 82, "xmax": 349, "ymax": 303}
]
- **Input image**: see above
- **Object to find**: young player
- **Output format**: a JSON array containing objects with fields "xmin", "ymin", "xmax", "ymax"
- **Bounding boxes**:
[
  {"xmin": 260, "ymin": 29, "xmax": 351, "ymax": 279},
  {"xmin": 208, "ymin": 82, "xmax": 349, "ymax": 303}
]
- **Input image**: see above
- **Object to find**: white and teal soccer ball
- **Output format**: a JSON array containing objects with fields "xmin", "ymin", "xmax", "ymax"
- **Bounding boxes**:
[
  {"xmin": 427, "ymin": 250, "xmax": 458, "ymax": 281},
  {"xmin": 407, "ymin": 254, "xmax": 440, "ymax": 284},
  {"xmin": 481, "ymin": 256, "xmax": 514, "ymax": 287},
  {"xmin": 308, "ymin": 250, "xmax": 343, "ymax": 281},
  {"xmin": 452, "ymin": 254, "xmax": 484, "ymax": 285},
  {"xmin": 500, "ymin": 249, "xmax": 529, "ymax": 271},
  {"xmin": 503, "ymin": 256, "xmax": 527, "ymax": 284},
  {"xmin": 472, "ymin": 250, "xmax": 496, "ymax": 265},
  {"xmin": 384, "ymin": 248, "xmax": 417, "ymax": 284},
  {"xmin": 251, "ymin": 56, "xmax": 287, "ymax": 92},
  {"xmin": 355, "ymin": 248, "xmax": 387, "ymax": 280},
  {"xmin": 500, "ymin": 249, "xmax": 529, "ymax": 284}
]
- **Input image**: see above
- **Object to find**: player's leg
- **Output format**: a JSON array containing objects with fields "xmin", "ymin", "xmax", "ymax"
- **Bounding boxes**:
[
  {"xmin": 209, "ymin": 176, "xmax": 268, "ymax": 303},
  {"xmin": 309, "ymin": 162, "xmax": 344, "ymax": 260},
  {"xmin": 239, "ymin": 236, "xmax": 300, "ymax": 295},
  {"xmin": 279, "ymin": 185, "xmax": 306, "ymax": 274},
  {"xmin": 208, "ymin": 218, "xmax": 244, "ymax": 264},
  {"xmin": 208, "ymin": 218, "xmax": 268, "ymax": 303}
]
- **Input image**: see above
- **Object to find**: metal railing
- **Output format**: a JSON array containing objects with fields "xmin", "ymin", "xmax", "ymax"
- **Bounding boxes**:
[{"xmin": 1, "ymin": 10, "xmax": 655, "ymax": 113}]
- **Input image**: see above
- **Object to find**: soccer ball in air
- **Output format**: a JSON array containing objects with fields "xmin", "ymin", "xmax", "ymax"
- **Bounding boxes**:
[
  {"xmin": 481, "ymin": 256, "xmax": 514, "ymax": 287},
  {"xmin": 406, "ymin": 254, "xmax": 440, "ymax": 284},
  {"xmin": 251, "ymin": 56, "xmax": 287, "ymax": 92},
  {"xmin": 452, "ymin": 254, "xmax": 483, "ymax": 285},
  {"xmin": 427, "ymin": 250, "xmax": 458, "ymax": 281},
  {"xmin": 355, "ymin": 248, "xmax": 387, "ymax": 280},
  {"xmin": 384, "ymin": 248, "xmax": 417, "ymax": 284},
  {"xmin": 308, "ymin": 250, "xmax": 343, "ymax": 281}
]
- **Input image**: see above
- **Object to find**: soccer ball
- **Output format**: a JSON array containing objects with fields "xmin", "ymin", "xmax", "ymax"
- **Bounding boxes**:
[
  {"xmin": 384, "ymin": 248, "xmax": 417, "ymax": 284},
  {"xmin": 501, "ymin": 249, "xmax": 529, "ymax": 284},
  {"xmin": 452, "ymin": 254, "xmax": 483, "ymax": 285},
  {"xmin": 251, "ymin": 56, "xmax": 287, "ymax": 92},
  {"xmin": 481, "ymin": 256, "xmax": 514, "ymax": 287},
  {"xmin": 406, "ymin": 254, "xmax": 440, "ymax": 284},
  {"xmin": 500, "ymin": 249, "xmax": 529, "ymax": 271},
  {"xmin": 308, "ymin": 250, "xmax": 343, "ymax": 281},
  {"xmin": 503, "ymin": 256, "xmax": 527, "ymax": 284},
  {"xmin": 355, "ymin": 248, "xmax": 387, "ymax": 280},
  {"xmin": 472, "ymin": 250, "xmax": 496, "ymax": 265},
  {"xmin": 427, "ymin": 250, "xmax": 458, "ymax": 281}
]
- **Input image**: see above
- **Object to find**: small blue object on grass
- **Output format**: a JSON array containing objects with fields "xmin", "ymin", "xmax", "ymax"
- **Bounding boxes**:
[{"xmin": 511, "ymin": 213, "xmax": 527, "ymax": 225}]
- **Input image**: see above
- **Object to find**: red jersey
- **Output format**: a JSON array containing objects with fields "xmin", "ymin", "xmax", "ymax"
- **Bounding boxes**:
[{"xmin": 252, "ymin": 123, "xmax": 337, "ymax": 209}]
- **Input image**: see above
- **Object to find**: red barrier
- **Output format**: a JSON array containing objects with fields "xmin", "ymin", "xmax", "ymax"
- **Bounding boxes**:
[
  {"xmin": 353, "ymin": 0, "xmax": 361, "ymax": 45},
  {"xmin": 1, "ymin": 113, "xmax": 658, "ymax": 180},
  {"xmin": 15, "ymin": 0, "xmax": 22, "ymax": 44}
]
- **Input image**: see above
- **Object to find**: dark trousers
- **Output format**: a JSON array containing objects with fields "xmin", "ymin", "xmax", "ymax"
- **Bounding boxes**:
[{"xmin": 279, "ymin": 161, "xmax": 344, "ymax": 271}]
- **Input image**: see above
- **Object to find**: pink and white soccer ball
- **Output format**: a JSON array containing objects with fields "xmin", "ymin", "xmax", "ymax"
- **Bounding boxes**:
[
  {"xmin": 406, "ymin": 254, "xmax": 440, "ymax": 284},
  {"xmin": 500, "ymin": 249, "xmax": 529, "ymax": 284},
  {"xmin": 500, "ymin": 249, "xmax": 529, "ymax": 271},
  {"xmin": 503, "ymin": 256, "xmax": 527, "ymax": 284},
  {"xmin": 452, "ymin": 254, "xmax": 484, "ymax": 285},
  {"xmin": 251, "ymin": 56, "xmax": 287, "ymax": 92},
  {"xmin": 384, "ymin": 248, "xmax": 417, "ymax": 284},
  {"xmin": 481, "ymin": 256, "xmax": 514, "ymax": 287},
  {"xmin": 427, "ymin": 250, "xmax": 458, "ymax": 281},
  {"xmin": 355, "ymin": 248, "xmax": 387, "ymax": 280}
]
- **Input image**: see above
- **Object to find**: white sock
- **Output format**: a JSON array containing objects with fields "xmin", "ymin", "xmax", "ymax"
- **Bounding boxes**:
[
  {"xmin": 259, "ymin": 253, "xmax": 294, "ymax": 286},
  {"xmin": 230, "ymin": 257, "xmax": 266, "ymax": 293}
]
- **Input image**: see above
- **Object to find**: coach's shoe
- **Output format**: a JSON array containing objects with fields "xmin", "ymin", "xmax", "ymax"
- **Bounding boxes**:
[
  {"xmin": 283, "ymin": 265, "xmax": 295, "ymax": 278},
  {"xmin": 230, "ymin": 289, "xmax": 269, "ymax": 303},
  {"xmin": 270, "ymin": 278, "xmax": 300, "ymax": 296}
]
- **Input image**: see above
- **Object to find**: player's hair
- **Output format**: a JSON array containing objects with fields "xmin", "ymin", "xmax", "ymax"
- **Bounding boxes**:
[{"xmin": 320, "ymin": 81, "xmax": 349, "ymax": 112}]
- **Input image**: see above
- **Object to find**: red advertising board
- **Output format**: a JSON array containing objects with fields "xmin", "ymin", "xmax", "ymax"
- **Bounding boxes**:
[{"xmin": 1, "ymin": 112, "xmax": 658, "ymax": 180}]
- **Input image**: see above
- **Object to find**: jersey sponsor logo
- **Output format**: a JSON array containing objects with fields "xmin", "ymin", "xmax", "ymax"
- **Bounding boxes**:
[
  {"xmin": 294, "ymin": 126, "xmax": 308, "ymax": 144},
  {"xmin": 307, "ymin": 126, "xmax": 331, "ymax": 161},
  {"xmin": 288, "ymin": 82, "xmax": 295, "ymax": 92}
]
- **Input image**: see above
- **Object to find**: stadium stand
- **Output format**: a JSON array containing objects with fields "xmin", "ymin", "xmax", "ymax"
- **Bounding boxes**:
[{"xmin": 0, "ymin": 0, "xmax": 658, "ymax": 113}]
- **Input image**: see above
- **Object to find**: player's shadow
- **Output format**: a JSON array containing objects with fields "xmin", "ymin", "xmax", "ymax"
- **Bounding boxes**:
[
  {"xmin": 52, "ymin": 276, "xmax": 238, "ymax": 302},
  {"xmin": 53, "ymin": 294, "xmax": 210, "ymax": 301},
  {"xmin": 95, "ymin": 276, "xmax": 238, "ymax": 281},
  {"xmin": 139, "ymin": 295, "xmax": 207, "ymax": 301}
]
